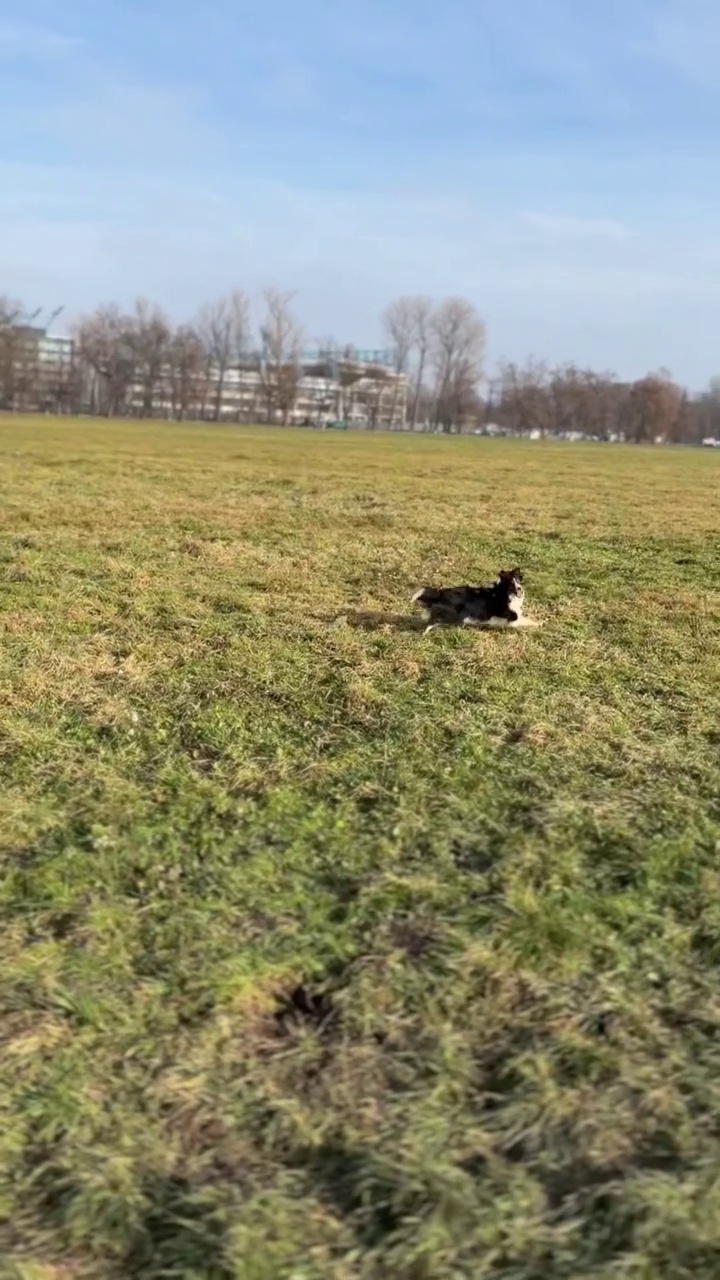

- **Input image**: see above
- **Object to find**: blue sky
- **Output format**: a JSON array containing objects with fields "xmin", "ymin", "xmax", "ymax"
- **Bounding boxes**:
[{"xmin": 2, "ymin": 0, "xmax": 720, "ymax": 385}]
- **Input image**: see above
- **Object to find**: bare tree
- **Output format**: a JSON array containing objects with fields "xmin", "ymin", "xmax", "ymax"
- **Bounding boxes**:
[
  {"xmin": 408, "ymin": 297, "xmax": 433, "ymax": 429},
  {"xmin": 75, "ymin": 305, "xmax": 137, "ymax": 416},
  {"xmin": 440, "ymin": 358, "xmax": 484, "ymax": 432},
  {"xmin": 11, "ymin": 336, "xmax": 40, "ymax": 413},
  {"xmin": 257, "ymin": 289, "xmax": 304, "ymax": 425},
  {"xmin": 0, "ymin": 296, "xmax": 23, "ymax": 329},
  {"xmin": 492, "ymin": 360, "xmax": 627, "ymax": 440},
  {"xmin": 131, "ymin": 299, "xmax": 171, "ymax": 417},
  {"xmin": 572, "ymin": 368, "xmax": 625, "ymax": 440},
  {"xmin": 382, "ymin": 297, "xmax": 417, "ymax": 428},
  {"xmin": 304, "ymin": 337, "xmax": 341, "ymax": 421},
  {"xmin": 673, "ymin": 391, "xmax": 693, "ymax": 445},
  {"xmin": 431, "ymin": 298, "xmax": 486, "ymax": 431},
  {"xmin": 494, "ymin": 358, "xmax": 553, "ymax": 436},
  {"xmin": 623, "ymin": 370, "xmax": 682, "ymax": 444},
  {"xmin": 0, "ymin": 297, "xmax": 31, "ymax": 410},
  {"xmin": 353, "ymin": 369, "xmax": 397, "ymax": 430},
  {"xmin": 42, "ymin": 347, "xmax": 82, "ymax": 415},
  {"xmin": 166, "ymin": 326, "xmax": 205, "ymax": 420},
  {"xmin": 693, "ymin": 377, "xmax": 720, "ymax": 444},
  {"xmin": 382, "ymin": 297, "xmax": 415, "ymax": 373},
  {"xmin": 549, "ymin": 361, "xmax": 581, "ymax": 436},
  {"xmin": 196, "ymin": 291, "xmax": 249, "ymax": 422}
]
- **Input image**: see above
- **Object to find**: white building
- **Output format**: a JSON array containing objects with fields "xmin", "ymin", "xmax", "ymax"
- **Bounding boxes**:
[
  {"xmin": 2, "ymin": 325, "xmax": 409, "ymax": 427},
  {"xmin": 125, "ymin": 346, "xmax": 408, "ymax": 428},
  {"xmin": 38, "ymin": 333, "xmax": 74, "ymax": 364}
]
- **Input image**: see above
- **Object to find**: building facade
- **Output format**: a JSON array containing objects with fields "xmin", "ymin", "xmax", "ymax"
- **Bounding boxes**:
[
  {"xmin": 0, "ymin": 325, "xmax": 409, "ymax": 426},
  {"xmin": 123, "ymin": 347, "xmax": 408, "ymax": 428},
  {"xmin": 0, "ymin": 324, "xmax": 78, "ymax": 412}
]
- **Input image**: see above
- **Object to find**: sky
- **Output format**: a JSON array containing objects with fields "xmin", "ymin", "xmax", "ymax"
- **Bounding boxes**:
[{"xmin": 2, "ymin": 0, "xmax": 720, "ymax": 386}]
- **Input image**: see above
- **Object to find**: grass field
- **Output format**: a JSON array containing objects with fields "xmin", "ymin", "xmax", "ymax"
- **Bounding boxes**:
[{"xmin": 2, "ymin": 418, "xmax": 720, "ymax": 1279}]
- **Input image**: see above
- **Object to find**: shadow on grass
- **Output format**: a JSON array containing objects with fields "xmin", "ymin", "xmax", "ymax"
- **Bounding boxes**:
[
  {"xmin": 301, "ymin": 1140, "xmax": 403, "ymax": 1247},
  {"xmin": 124, "ymin": 1175, "xmax": 233, "ymax": 1280},
  {"xmin": 336, "ymin": 609, "xmax": 425, "ymax": 633}
]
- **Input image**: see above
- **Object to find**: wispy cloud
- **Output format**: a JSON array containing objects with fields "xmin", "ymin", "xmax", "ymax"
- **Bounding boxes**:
[
  {"xmin": 521, "ymin": 212, "xmax": 631, "ymax": 241},
  {"xmin": 2, "ymin": 161, "xmax": 718, "ymax": 369},
  {"xmin": 0, "ymin": 19, "xmax": 83, "ymax": 61},
  {"xmin": 637, "ymin": 0, "xmax": 720, "ymax": 85},
  {"xmin": 32, "ymin": 81, "xmax": 220, "ymax": 166}
]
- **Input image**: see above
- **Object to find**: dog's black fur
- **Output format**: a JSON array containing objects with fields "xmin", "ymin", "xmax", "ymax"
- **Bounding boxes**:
[{"xmin": 412, "ymin": 568, "xmax": 524, "ymax": 629}]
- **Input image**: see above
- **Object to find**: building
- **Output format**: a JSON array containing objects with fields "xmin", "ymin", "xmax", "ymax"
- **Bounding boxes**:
[
  {"xmin": 38, "ymin": 332, "xmax": 74, "ymax": 367},
  {"xmin": 124, "ymin": 345, "xmax": 409, "ymax": 428},
  {"xmin": 296, "ymin": 348, "xmax": 408, "ymax": 428},
  {"xmin": 0, "ymin": 323, "xmax": 77, "ymax": 412},
  {"xmin": 0, "ymin": 322, "xmax": 409, "ymax": 427}
]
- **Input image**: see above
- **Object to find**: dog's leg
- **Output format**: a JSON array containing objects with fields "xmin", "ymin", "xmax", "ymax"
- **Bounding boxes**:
[{"xmin": 509, "ymin": 616, "xmax": 541, "ymax": 629}]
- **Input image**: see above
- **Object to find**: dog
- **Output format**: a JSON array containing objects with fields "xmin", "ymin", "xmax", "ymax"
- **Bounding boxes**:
[{"xmin": 412, "ymin": 568, "xmax": 540, "ymax": 634}]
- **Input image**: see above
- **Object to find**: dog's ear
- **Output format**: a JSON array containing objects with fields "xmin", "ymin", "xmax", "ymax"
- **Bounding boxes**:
[
  {"xmin": 498, "ymin": 568, "xmax": 511, "ymax": 580},
  {"xmin": 512, "ymin": 567, "xmax": 522, "ymax": 581}
]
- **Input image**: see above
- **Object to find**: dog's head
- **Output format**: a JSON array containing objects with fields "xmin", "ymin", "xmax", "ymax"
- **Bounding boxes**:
[{"xmin": 498, "ymin": 567, "xmax": 523, "ymax": 597}]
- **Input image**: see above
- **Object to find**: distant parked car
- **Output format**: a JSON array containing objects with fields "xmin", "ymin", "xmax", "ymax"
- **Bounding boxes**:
[{"xmin": 701, "ymin": 437, "xmax": 719, "ymax": 447}]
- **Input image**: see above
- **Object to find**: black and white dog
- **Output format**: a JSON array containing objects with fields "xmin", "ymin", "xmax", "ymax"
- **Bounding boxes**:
[{"xmin": 412, "ymin": 568, "xmax": 540, "ymax": 634}]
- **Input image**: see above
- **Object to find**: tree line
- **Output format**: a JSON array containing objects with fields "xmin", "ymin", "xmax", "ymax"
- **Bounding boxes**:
[
  {"xmin": 1, "ymin": 287, "xmax": 718, "ymax": 441},
  {"xmin": 488, "ymin": 360, "xmax": 720, "ymax": 445},
  {"xmin": 0, "ymin": 289, "xmax": 486, "ymax": 429}
]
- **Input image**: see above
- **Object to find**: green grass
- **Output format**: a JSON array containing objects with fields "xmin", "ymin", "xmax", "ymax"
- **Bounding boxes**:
[{"xmin": 2, "ymin": 417, "xmax": 720, "ymax": 1279}]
